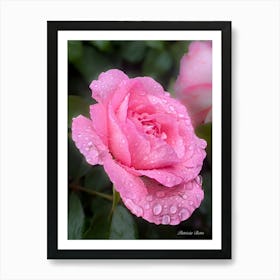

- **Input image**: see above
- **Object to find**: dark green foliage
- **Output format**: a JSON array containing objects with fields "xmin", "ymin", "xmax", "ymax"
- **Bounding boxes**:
[
  {"xmin": 109, "ymin": 205, "xmax": 138, "ymax": 239},
  {"xmin": 68, "ymin": 192, "xmax": 85, "ymax": 239}
]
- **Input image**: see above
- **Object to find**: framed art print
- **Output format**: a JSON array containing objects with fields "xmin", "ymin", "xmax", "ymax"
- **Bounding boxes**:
[{"xmin": 47, "ymin": 21, "xmax": 231, "ymax": 259}]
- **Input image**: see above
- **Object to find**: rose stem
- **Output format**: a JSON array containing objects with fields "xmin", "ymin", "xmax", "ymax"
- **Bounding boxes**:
[{"xmin": 69, "ymin": 184, "xmax": 113, "ymax": 201}]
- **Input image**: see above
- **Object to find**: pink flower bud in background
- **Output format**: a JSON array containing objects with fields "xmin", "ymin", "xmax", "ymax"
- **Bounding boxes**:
[{"xmin": 174, "ymin": 41, "xmax": 212, "ymax": 127}]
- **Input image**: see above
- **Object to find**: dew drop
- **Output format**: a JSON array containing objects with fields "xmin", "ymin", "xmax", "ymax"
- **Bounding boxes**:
[
  {"xmin": 189, "ymin": 200, "xmax": 194, "ymax": 206},
  {"xmin": 169, "ymin": 105, "xmax": 175, "ymax": 111},
  {"xmin": 125, "ymin": 199, "xmax": 143, "ymax": 216},
  {"xmin": 135, "ymin": 205, "xmax": 144, "ymax": 216},
  {"xmin": 170, "ymin": 205, "xmax": 177, "ymax": 214},
  {"xmin": 162, "ymin": 215, "xmax": 171, "ymax": 225},
  {"xmin": 182, "ymin": 194, "xmax": 188, "ymax": 200},
  {"xmin": 179, "ymin": 208, "xmax": 189, "ymax": 221},
  {"xmin": 144, "ymin": 203, "xmax": 150, "ymax": 210},
  {"xmin": 146, "ymin": 195, "xmax": 153, "ymax": 202},
  {"xmin": 195, "ymin": 175, "xmax": 202, "ymax": 185},
  {"xmin": 153, "ymin": 204, "xmax": 162, "ymax": 215}
]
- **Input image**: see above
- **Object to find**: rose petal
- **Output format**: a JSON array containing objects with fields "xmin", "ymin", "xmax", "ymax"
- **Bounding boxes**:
[
  {"xmin": 89, "ymin": 69, "xmax": 129, "ymax": 104},
  {"xmin": 115, "ymin": 92, "xmax": 130, "ymax": 123},
  {"xmin": 121, "ymin": 176, "xmax": 204, "ymax": 225},
  {"xmin": 124, "ymin": 119, "xmax": 179, "ymax": 170},
  {"xmin": 132, "ymin": 76, "xmax": 165, "ymax": 98},
  {"xmin": 126, "ymin": 139, "xmax": 205, "ymax": 188},
  {"xmin": 204, "ymin": 108, "xmax": 212, "ymax": 123},
  {"xmin": 107, "ymin": 103, "xmax": 131, "ymax": 166},
  {"xmin": 90, "ymin": 103, "xmax": 108, "ymax": 146},
  {"xmin": 72, "ymin": 115, "xmax": 108, "ymax": 165},
  {"xmin": 129, "ymin": 78, "xmax": 188, "ymax": 118},
  {"xmin": 174, "ymin": 41, "xmax": 212, "ymax": 127},
  {"xmin": 176, "ymin": 41, "xmax": 212, "ymax": 90},
  {"xmin": 178, "ymin": 84, "xmax": 212, "ymax": 127},
  {"xmin": 103, "ymin": 157, "xmax": 147, "ymax": 202},
  {"xmin": 136, "ymin": 169, "xmax": 182, "ymax": 187}
]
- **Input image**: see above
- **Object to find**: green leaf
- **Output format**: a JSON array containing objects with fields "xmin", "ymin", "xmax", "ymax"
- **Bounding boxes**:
[
  {"xmin": 121, "ymin": 41, "xmax": 146, "ymax": 63},
  {"xmin": 146, "ymin": 41, "xmax": 165, "ymax": 51},
  {"xmin": 195, "ymin": 123, "xmax": 212, "ymax": 165},
  {"xmin": 90, "ymin": 41, "xmax": 112, "ymax": 52},
  {"xmin": 68, "ymin": 136, "xmax": 91, "ymax": 181},
  {"xmin": 68, "ymin": 192, "xmax": 85, "ymax": 239},
  {"xmin": 73, "ymin": 45, "xmax": 112, "ymax": 83},
  {"xmin": 68, "ymin": 41, "xmax": 83, "ymax": 64},
  {"xmin": 83, "ymin": 197, "xmax": 112, "ymax": 239},
  {"xmin": 169, "ymin": 41, "xmax": 190, "ymax": 73},
  {"xmin": 68, "ymin": 95, "xmax": 90, "ymax": 128},
  {"xmin": 109, "ymin": 205, "xmax": 138, "ymax": 239},
  {"xmin": 84, "ymin": 165, "xmax": 111, "ymax": 192},
  {"xmin": 142, "ymin": 49, "xmax": 172, "ymax": 79},
  {"xmin": 110, "ymin": 186, "xmax": 120, "ymax": 215},
  {"xmin": 167, "ymin": 77, "xmax": 176, "ymax": 96}
]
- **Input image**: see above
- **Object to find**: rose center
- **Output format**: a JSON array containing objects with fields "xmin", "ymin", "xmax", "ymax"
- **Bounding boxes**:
[{"xmin": 130, "ymin": 112, "xmax": 167, "ymax": 140}]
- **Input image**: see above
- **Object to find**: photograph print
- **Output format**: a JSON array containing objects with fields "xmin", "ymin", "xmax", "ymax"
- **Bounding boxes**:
[{"xmin": 48, "ymin": 21, "xmax": 231, "ymax": 259}]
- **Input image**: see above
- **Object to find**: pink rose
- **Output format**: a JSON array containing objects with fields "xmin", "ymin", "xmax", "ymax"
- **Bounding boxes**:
[
  {"xmin": 174, "ymin": 41, "xmax": 212, "ymax": 127},
  {"xmin": 72, "ymin": 69, "xmax": 206, "ymax": 225}
]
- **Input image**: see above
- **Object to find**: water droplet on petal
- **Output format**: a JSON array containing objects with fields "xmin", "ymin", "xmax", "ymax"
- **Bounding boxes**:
[
  {"xmin": 162, "ymin": 215, "xmax": 170, "ymax": 225},
  {"xmin": 144, "ymin": 203, "xmax": 150, "ymax": 210},
  {"xmin": 125, "ymin": 199, "xmax": 143, "ymax": 217},
  {"xmin": 195, "ymin": 175, "xmax": 202, "ymax": 185},
  {"xmin": 179, "ymin": 208, "xmax": 189, "ymax": 221},
  {"xmin": 170, "ymin": 205, "xmax": 177, "ymax": 214},
  {"xmin": 189, "ymin": 200, "xmax": 194, "ymax": 206},
  {"xmin": 146, "ymin": 195, "xmax": 153, "ymax": 202},
  {"xmin": 153, "ymin": 204, "xmax": 162, "ymax": 215},
  {"xmin": 169, "ymin": 105, "xmax": 175, "ymax": 112},
  {"xmin": 182, "ymin": 194, "xmax": 188, "ymax": 200}
]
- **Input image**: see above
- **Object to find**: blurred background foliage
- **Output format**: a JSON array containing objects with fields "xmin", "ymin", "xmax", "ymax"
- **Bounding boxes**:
[{"xmin": 68, "ymin": 40, "xmax": 212, "ymax": 240}]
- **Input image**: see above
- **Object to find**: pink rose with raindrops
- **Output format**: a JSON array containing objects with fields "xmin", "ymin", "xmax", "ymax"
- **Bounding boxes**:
[{"xmin": 72, "ymin": 69, "xmax": 207, "ymax": 225}]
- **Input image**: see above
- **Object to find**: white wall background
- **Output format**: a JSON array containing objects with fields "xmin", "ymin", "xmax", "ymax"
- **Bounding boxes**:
[{"xmin": 0, "ymin": 0, "xmax": 279, "ymax": 279}]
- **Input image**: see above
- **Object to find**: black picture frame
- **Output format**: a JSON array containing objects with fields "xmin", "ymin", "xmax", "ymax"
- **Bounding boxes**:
[{"xmin": 47, "ymin": 21, "xmax": 231, "ymax": 259}]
